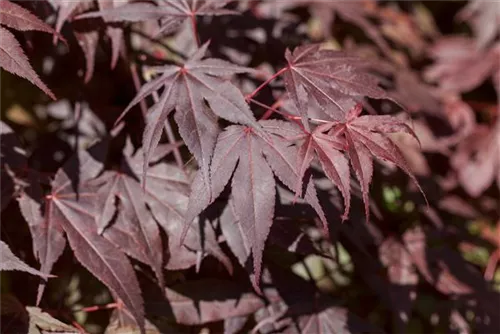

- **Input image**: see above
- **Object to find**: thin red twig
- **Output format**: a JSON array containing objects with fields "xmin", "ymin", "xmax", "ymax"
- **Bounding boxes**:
[
  {"xmin": 71, "ymin": 321, "xmax": 87, "ymax": 333},
  {"xmin": 75, "ymin": 302, "xmax": 119, "ymax": 313},
  {"xmin": 249, "ymin": 98, "xmax": 330, "ymax": 126},
  {"xmin": 260, "ymin": 98, "xmax": 283, "ymax": 120},
  {"xmin": 245, "ymin": 67, "xmax": 288, "ymax": 101},
  {"xmin": 249, "ymin": 98, "xmax": 296, "ymax": 120}
]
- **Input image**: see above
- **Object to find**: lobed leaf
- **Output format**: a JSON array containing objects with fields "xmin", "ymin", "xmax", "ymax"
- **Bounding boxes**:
[
  {"xmin": 77, "ymin": 0, "xmax": 237, "ymax": 36},
  {"xmin": 119, "ymin": 43, "xmax": 258, "ymax": 190},
  {"xmin": 284, "ymin": 44, "xmax": 385, "ymax": 121},
  {"xmin": 147, "ymin": 279, "xmax": 264, "ymax": 325},
  {"xmin": 94, "ymin": 171, "xmax": 165, "ymax": 289}
]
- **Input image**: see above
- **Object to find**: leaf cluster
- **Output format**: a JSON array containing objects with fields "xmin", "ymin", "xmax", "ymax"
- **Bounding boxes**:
[{"xmin": 1, "ymin": 1, "xmax": 499, "ymax": 333}]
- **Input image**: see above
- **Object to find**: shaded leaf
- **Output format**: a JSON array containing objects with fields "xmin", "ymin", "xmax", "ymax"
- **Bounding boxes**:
[
  {"xmin": 424, "ymin": 37, "xmax": 498, "ymax": 93},
  {"xmin": 184, "ymin": 125, "xmax": 274, "ymax": 291},
  {"xmin": 105, "ymin": 308, "xmax": 160, "ymax": 334},
  {"xmin": 26, "ymin": 306, "xmax": 79, "ymax": 334},
  {"xmin": 77, "ymin": 0, "xmax": 237, "ymax": 36},
  {"xmin": 51, "ymin": 178, "xmax": 145, "ymax": 330},
  {"xmin": 19, "ymin": 141, "xmax": 145, "ymax": 329},
  {"xmin": 380, "ymin": 237, "xmax": 418, "ymax": 332},
  {"xmin": 292, "ymin": 123, "xmax": 350, "ymax": 220},
  {"xmin": 51, "ymin": 0, "xmax": 125, "ymax": 81},
  {"xmin": 147, "ymin": 279, "xmax": 264, "ymax": 325},
  {"xmin": 124, "ymin": 144, "xmax": 232, "ymax": 272},
  {"xmin": 94, "ymin": 170, "xmax": 165, "ymax": 289},
  {"xmin": 0, "ymin": 294, "xmax": 30, "ymax": 334},
  {"xmin": 280, "ymin": 301, "xmax": 378, "ymax": 334},
  {"xmin": 452, "ymin": 123, "xmax": 500, "ymax": 197}
]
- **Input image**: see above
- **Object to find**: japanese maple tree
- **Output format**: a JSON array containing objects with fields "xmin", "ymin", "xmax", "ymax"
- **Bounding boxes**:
[{"xmin": 1, "ymin": 1, "xmax": 499, "ymax": 333}]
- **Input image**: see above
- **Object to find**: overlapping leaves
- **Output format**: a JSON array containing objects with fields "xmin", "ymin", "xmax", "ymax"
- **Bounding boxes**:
[
  {"xmin": 77, "ymin": 0, "xmax": 236, "ymax": 37},
  {"xmin": 118, "ymin": 42, "xmax": 260, "ymax": 188},
  {"xmin": 18, "ymin": 141, "xmax": 145, "ymax": 329},
  {"xmin": 50, "ymin": 0, "xmax": 127, "ymax": 82},
  {"xmin": 264, "ymin": 100, "xmax": 422, "ymax": 224},
  {"xmin": 185, "ymin": 123, "xmax": 327, "ymax": 291},
  {"xmin": 3, "ymin": 1, "xmax": 499, "ymax": 333},
  {"xmin": 96, "ymin": 141, "xmax": 233, "ymax": 273}
]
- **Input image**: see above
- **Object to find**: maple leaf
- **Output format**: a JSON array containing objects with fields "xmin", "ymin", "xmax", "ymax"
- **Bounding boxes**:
[
  {"xmin": 182, "ymin": 125, "xmax": 276, "ymax": 292},
  {"xmin": 424, "ymin": 37, "xmax": 499, "ymax": 93},
  {"xmin": 0, "ymin": 240, "xmax": 53, "ymax": 278},
  {"xmin": 254, "ymin": 115, "xmax": 350, "ymax": 221},
  {"xmin": 26, "ymin": 306, "xmax": 80, "ymax": 334},
  {"xmin": 257, "ymin": 121, "xmax": 328, "ymax": 232},
  {"xmin": 277, "ymin": 299, "xmax": 377, "ymax": 334},
  {"xmin": 312, "ymin": 1, "xmax": 393, "ymax": 56},
  {"xmin": 287, "ymin": 121, "xmax": 351, "ymax": 220},
  {"xmin": 451, "ymin": 122, "xmax": 500, "ymax": 197},
  {"xmin": 77, "ymin": 0, "xmax": 237, "ymax": 38},
  {"xmin": 93, "ymin": 170, "xmax": 165, "ymax": 290},
  {"xmin": 51, "ymin": 0, "xmax": 126, "ymax": 82},
  {"xmin": 283, "ymin": 44, "xmax": 386, "ymax": 122},
  {"xmin": 328, "ymin": 103, "xmax": 423, "ymax": 222},
  {"xmin": 457, "ymin": 0, "xmax": 500, "ymax": 49},
  {"xmin": 218, "ymin": 200, "xmax": 252, "ymax": 272},
  {"xmin": 105, "ymin": 308, "xmax": 161, "ymax": 334},
  {"xmin": 391, "ymin": 69, "xmax": 442, "ymax": 114},
  {"xmin": 184, "ymin": 123, "xmax": 328, "ymax": 292},
  {"xmin": 74, "ymin": 29, "xmax": 100, "ymax": 84},
  {"xmin": 97, "ymin": 0, "xmax": 126, "ymax": 69},
  {"xmin": 260, "ymin": 101, "xmax": 420, "ymax": 223},
  {"xmin": 254, "ymin": 265, "xmax": 380, "ymax": 334},
  {"xmin": 402, "ymin": 225, "xmax": 500, "ymax": 321},
  {"xmin": 0, "ymin": 1, "xmax": 59, "ymax": 99},
  {"xmin": 256, "ymin": 1, "xmax": 392, "ymax": 58},
  {"xmin": 219, "ymin": 197, "xmax": 318, "ymax": 276},
  {"xmin": 379, "ymin": 237, "xmax": 419, "ymax": 332},
  {"xmin": 146, "ymin": 279, "xmax": 264, "ymax": 325},
  {"xmin": 118, "ymin": 42, "xmax": 260, "ymax": 189},
  {"xmin": 18, "ymin": 141, "xmax": 145, "ymax": 330},
  {"xmin": 123, "ymin": 142, "xmax": 233, "ymax": 273},
  {"xmin": 18, "ymin": 179, "xmax": 67, "ymax": 305}
]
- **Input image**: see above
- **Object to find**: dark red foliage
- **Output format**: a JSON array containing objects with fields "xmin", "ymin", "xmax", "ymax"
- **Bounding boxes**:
[{"xmin": 1, "ymin": 1, "xmax": 499, "ymax": 333}]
